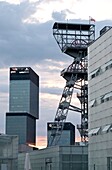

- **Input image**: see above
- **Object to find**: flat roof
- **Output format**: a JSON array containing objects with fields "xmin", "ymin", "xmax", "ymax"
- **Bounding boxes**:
[{"xmin": 53, "ymin": 22, "xmax": 94, "ymax": 31}]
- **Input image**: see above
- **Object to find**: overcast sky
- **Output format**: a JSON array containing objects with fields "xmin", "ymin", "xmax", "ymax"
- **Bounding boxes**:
[{"xmin": 0, "ymin": 0, "xmax": 112, "ymax": 148}]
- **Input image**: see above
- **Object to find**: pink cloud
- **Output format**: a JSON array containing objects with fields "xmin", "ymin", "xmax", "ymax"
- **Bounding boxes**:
[{"xmin": 36, "ymin": 136, "xmax": 47, "ymax": 149}]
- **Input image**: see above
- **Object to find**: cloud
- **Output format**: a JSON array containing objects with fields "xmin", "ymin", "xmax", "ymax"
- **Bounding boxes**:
[
  {"xmin": 52, "ymin": 10, "xmax": 67, "ymax": 21},
  {"xmin": 36, "ymin": 136, "xmax": 47, "ymax": 149},
  {"xmin": 52, "ymin": 9, "xmax": 75, "ymax": 21},
  {"xmin": 41, "ymin": 87, "xmax": 63, "ymax": 95},
  {"xmin": 1, "ymin": 0, "xmax": 112, "ymax": 68},
  {"xmin": 0, "ymin": 1, "xmax": 66, "ymax": 68}
]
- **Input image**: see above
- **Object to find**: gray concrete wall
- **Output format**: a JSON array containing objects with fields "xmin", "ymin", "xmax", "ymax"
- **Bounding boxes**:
[
  {"xmin": 18, "ymin": 145, "xmax": 88, "ymax": 170},
  {"xmin": 88, "ymin": 28, "xmax": 112, "ymax": 170}
]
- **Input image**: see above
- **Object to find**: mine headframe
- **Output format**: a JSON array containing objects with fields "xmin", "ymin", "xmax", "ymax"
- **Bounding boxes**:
[{"xmin": 48, "ymin": 22, "xmax": 95, "ymax": 146}]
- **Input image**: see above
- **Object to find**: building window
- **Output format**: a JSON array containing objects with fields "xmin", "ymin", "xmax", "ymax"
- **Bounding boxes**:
[
  {"xmin": 91, "ymin": 74, "xmax": 95, "ymax": 79},
  {"xmin": 92, "ymin": 127, "xmax": 100, "ymax": 135},
  {"xmin": 107, "ymin": 157, "xmax": 112, "ymax": 170},
  {"xmin": 90, "ymin": 60, "xmax": 112, "ymax": 80},
  {"xmin": 90, "ymin": 99, "xmax": 96, "ymax": 107},
  {"xmin": 88, "ymin": 129, "xmax": 95, "ymax": 136},
  {"xmin": 88, "ymin": 127, "xmax": 100, "ymax": 136},
  {"xmin": 90, "ymin": 67, "xmax": 101, "ymax": 79},
  {"xmin": 105, "ymin": 60, "xmax": 112, "ymax": 71},
  {"xmin": 101, "ymin": 92, "xmax": 112, "ymax": 103},
  {"xmin": 102, "ymin": 124, "xmax": 111, "ymax": 133},
  {"xmin": 101, "ymin": 96, "xmax": 104, "ymax": 103}
]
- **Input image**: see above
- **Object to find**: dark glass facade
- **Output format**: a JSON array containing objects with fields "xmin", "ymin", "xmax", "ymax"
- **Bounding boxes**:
[
  {"xmin": 6, "ymin": 67, "xmax": 39, "ymax": 145},
  {"xmin": 9, "ymin": 67, "xmax": 39, "ymax": 118},
  {"xmin": 6, "ymin": 112, "xmax": 36, "ymax": 145},
  {"xmin": 47, "ymin": 122, "xmax": 75, "ymax": 146}
]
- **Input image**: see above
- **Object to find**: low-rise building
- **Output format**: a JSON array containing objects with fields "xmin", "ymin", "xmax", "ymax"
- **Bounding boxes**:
[
  {"xmin": 0, "ymin": 134, "xmax": 18, "ymax": 170},
  {"xmin": 18, "ymin": 145, "xmax": 88, "ymax": 170}
]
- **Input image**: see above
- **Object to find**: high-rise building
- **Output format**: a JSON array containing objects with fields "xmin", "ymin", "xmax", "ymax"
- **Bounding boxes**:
[
  {"xmin": 88, "ymin": 26, "xmax": 112, "ymax": 170},
  {"xmin": 6, "ymin": 67, "xmax": 39, "ymax": 145},
  {"xmin": 47, "ymin": 122, "xmax": 75, "ymax": 146}
]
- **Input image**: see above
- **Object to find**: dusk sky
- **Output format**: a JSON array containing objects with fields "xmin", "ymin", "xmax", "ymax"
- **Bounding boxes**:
[{"xmin": 0, "ymin": 0, "xmax": 112, "ymax": 148}]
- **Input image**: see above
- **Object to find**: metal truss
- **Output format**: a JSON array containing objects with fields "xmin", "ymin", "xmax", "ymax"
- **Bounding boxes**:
[{"xmin": 48, "ymin": 22, "xmax": 95, "ymax": 146}]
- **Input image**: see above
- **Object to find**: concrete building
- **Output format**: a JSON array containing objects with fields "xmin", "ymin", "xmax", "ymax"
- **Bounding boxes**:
[
  {"xmin": 6, "ymin": 67, "xmax": 39, "ymax": 145},
  {"xmin": 18, "ymin": 145, "xmax": 88, "ymax": 170},
  {"xmin": 88, "ymin": 26, "xmax": 112, "ymax": 170},
  {"xmin": 0, "ymin": 134, "xmax": 18, "ymax": 170},
  {"xmin": 47, "ymin": 122, "xmax": 75, "ymax": 146}
]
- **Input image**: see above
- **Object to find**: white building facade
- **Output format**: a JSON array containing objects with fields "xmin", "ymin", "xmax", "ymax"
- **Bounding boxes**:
[{"xmin": 88, "ymin": 27, "xmax": 112, "ymax": 170}]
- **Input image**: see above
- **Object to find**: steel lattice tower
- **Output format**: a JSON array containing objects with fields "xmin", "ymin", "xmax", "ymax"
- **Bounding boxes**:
[{"xmin": 48, "ymin": 22, "xmax": 95, "ymax": 146}]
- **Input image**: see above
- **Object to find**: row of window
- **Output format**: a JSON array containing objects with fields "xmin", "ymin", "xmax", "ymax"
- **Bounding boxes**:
[
  {"xmin": 88, "ymin": 124, "xmax": 112, "ymax": 137},
  {"xmin": 90, "ymin": 59, "xmax": 112, "ymax": 79},
  {"xmin": 90, "ymin": 91, "xmax": 112, "ymax": 107}
]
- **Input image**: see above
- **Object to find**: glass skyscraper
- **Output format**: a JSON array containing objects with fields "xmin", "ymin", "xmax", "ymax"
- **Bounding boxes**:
[{"xmin": 6, "ymin": 67, "xmax": 39, "ymax": 145}]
